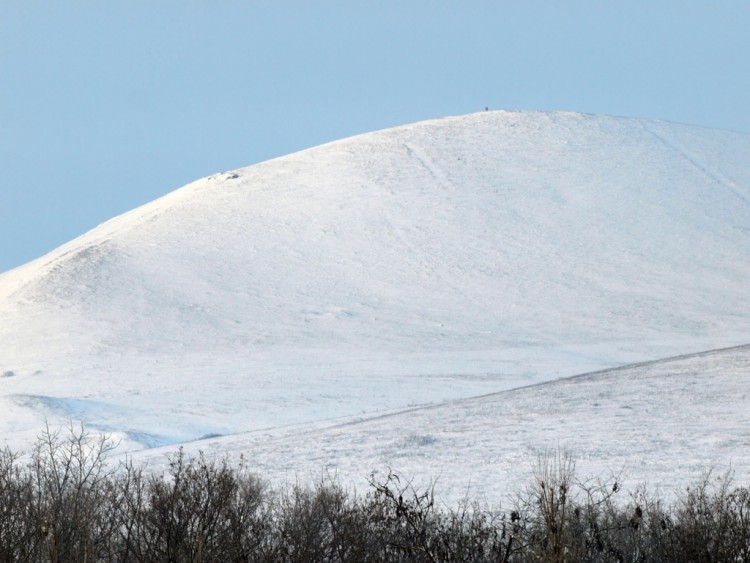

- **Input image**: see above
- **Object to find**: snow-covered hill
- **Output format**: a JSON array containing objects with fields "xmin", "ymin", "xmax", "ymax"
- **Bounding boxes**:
[
  {"xmin": 1, "ymin": 111, "xmax": 749, "ymax": 453},
  {"xmin": 133, "ymin": 343, "xmax": 750, "ymax": 505}
]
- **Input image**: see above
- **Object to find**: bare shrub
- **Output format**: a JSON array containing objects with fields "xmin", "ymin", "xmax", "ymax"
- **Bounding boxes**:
[
  {"xmin": 270, "ymin": 477, "xmax": 370, "ymax": 561},
  {"xmin": 29, "ymin": 422, "xmax": 119, "ymax": 562},
  {"xmin": 134, "ymin": 449, "xmax": 268, "ymax": 562},
  {"xmin": 649, "ymin": 471, "xmax": 750, "ymax": 562},
  {"xmin": 365, "ymin": 470, "xmax": 513, "ymax": 562},
  {"xmin": 1, "ymin": 426, "xmax": 749, "ymax": 562},
  {"xmin": 0, "ymin": 446, "xmax": 37, "ymax": 561}
]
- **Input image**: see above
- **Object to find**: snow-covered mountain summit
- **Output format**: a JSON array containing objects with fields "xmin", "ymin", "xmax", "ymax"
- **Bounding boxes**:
[{"xmin": 1, "ymin": 111, "xmax": 749, "ymax": 451}]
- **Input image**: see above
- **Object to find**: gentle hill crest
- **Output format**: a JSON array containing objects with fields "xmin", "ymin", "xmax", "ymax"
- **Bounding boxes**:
[{"xmin": 1, "ymin": 111, "xmax": 749, "ymax": 451}]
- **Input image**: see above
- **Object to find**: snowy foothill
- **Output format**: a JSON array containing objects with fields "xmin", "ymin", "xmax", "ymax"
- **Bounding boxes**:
[
  {"xmin": 0, "ymin": 111, "xmax": 749, "ymax": 500},
  {"xmin": 132, "ymin": 343, "xmax": 750, "ymax": 506}
]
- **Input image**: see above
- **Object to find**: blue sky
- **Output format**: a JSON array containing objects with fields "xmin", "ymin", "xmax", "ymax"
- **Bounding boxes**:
[{"xmin": 2, "ymin": 1, "xmax": 749, "ymax": 273}]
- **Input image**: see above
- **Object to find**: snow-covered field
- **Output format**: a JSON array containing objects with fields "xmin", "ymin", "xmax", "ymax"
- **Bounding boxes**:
[{"xmin": 1, "ymin": 111, "xmax": 748, "ymax": 499}]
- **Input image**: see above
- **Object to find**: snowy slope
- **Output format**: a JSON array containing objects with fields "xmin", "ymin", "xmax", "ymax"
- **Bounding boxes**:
[
  {"xmin": 133, "ymin": 344, "xmax": 750, "ymax": 506},
  {"xmin": 1, "ymin": 111, "xmax": 749, "ymax": 452}
]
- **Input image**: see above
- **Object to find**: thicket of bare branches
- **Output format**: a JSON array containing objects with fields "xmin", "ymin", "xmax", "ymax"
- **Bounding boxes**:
[{"xmin": 0, "ymin": 426, "xmax": 748, "ymax": 562}]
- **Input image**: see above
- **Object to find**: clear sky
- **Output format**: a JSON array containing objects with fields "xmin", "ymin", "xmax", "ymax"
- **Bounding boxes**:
[{"xmin": 2, "ymin": 1, "xmax": 749, "ymax": 273}]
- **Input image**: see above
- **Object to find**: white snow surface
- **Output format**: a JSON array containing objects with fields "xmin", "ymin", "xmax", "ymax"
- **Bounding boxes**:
[
  {"xmin": 133, "ymin": 344, "xmax": 750, "ymax": 506},
  {"xmin": 1, "ymin": 111, "xmax": 749, "ymax": 471}
]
